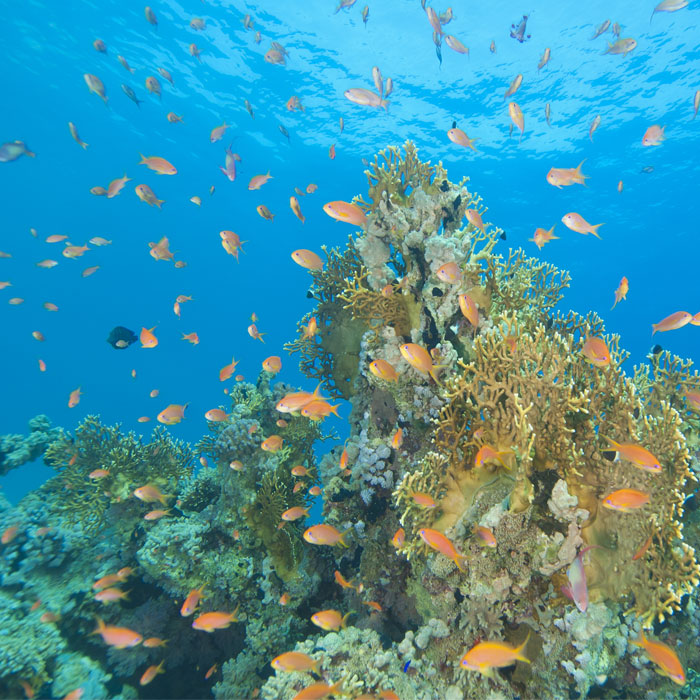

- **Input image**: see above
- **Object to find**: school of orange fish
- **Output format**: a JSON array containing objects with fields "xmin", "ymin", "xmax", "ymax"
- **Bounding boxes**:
[{"xmin": 2, "ymin": 0, "xmax": 700, "ymax": 697}]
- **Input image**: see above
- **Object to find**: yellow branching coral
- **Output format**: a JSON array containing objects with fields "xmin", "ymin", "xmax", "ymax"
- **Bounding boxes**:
[{"xmin": 425, "ymin": 313, "xmax": 699, "ymax": 626}]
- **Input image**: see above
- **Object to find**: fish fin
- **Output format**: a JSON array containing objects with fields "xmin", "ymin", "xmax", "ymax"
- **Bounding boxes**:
[
  {"xmin": 340, "ymin": 611, "xmax": 354, "ymax": 628},
  {"xmin": 92, "ymin": 617, "xmax": 105, "ymax": 635},
  {"xmin": 337, "ymin": 527, "xmax": 352, "ymax": 548},
  {"xmin": 514, "ymin": 630, "xmax": 531, "ymax": 663},
  {"xmin": 590, "ymin": 223, "xmax": 603, "ymax": 239}
]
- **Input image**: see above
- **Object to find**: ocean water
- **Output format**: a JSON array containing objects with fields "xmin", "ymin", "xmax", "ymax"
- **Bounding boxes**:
[{"xmin": 1, "ymin": 0, "xmax": 699, "ymax": 698}]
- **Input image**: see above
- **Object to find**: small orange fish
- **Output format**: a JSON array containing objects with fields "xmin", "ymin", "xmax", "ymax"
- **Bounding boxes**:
[
  {"xmin": 399, "ymin": 343, "xmax": 442, "ymax": 384},
  {"xmin": 329, "ymin": 143, "xmax": 336, "ymax": 159},
  {"xmin": 561, "ymin": 212, "xmax": 603, "ymax": 238},
  {"xmin": 602, "ymin": 488, "xmax": 650, "ymax": 512},
  {"xmin": 271, "ymin": 651, "xmax": 320, "ymax": 674},
  {"xmin": 309, "ymin": 485, "xmax": 322, "ymax": 496},
  {"xmin": 503, "ymin": 73, "xmax": 523, "ymax": 99},
  {"xmin": 210, "ymin": 121, "xmax": 229, "ymax": 143},
  {"xmin": 139, "ymin": 154, "xmax": 177, "ymax": 175},
  {"xmin": 508, "ymin": 102, "xmax": 524, "ymax": 142},
  {"xmin": 334, "ymin": 570, "xmax": 356, "ymax": 590},
  {"xmin": 632, "ymin": 633, "xmax": 685, "ymax": 685},
  {"xmin": 474, "ymin": 444, "xmax": 512, "ymax": 469},
  {"xmin": 182, "ymin": 332, "xmax": 200, "ymax": 345},
  {"xmin": 611, "ymin": 277, "xmax": 629, "ymax": 309},
  {"xmin": 460, "ymin": 634, "xmax": 530, "ymax": 676},
  {"xmin": 292, "ymin": 680, "xmax": 345, "ymax": 700},
  {"xmin": 281, "ymin": 506, "xmax": 309, "ymax": 521},
  {"xmin": 181, "ymin": 584, "xmax": 206, "ymax": 616},
  {"xmin": 303, "ymin": 524, "xmax": 349, "ymax": 547},
  {"xmin": 465, "ymin": 208, "xmax": 485, "ymax": 232},
  {"xmin": 140, "ymin": 326, "xmax": 158, "ymax": 348},
  {"xmin": 311, "ymin": 609, "xmax": 351, "ymax": 631},
  {"xmin": 363, "ymin": 600, "xmax": 382, "ymax": 612},
  {"xmin": 157, "ymin": 403, "xmax": 188, "ymax": 425},
  {"xmin": 447, "ymin": 127, "xmax": 478, "ymax": 150},
  {"xmin": 89, "ymin": 469, "xmax": 110, "ymax": 479},
  {"xmin": 391, "ymin": 428, "xmax": 404, "ymax": 449},
  {"xmin": 530, "ymin": 225, "xmax": 559, "ymax": 250},
  {"xmin": 167, "ymin": 112, "xmax": 184, "ymax": 123},
  {"xmin": 262, "ymin": 356, "xmax": 282, "ymax": 373},
  {"xmin": 300, "ymin": 400, "xmax": 339, "ymax": 421},
  {"xmin": 652, "ymin": 311, "xmax": 692, "ymax": 334},
  {"xmin": 391, "ymin": 528, "xmax": 405, "ymax": 548},
  {"xmin": 135, "ymin": 184, "xmax": 165, "ymax": 208},
  {"xmin": 82, "ymin": 266, "xmax": 99, "ymax": 278},
  {"xmin": 139, "ymin": 661, "xmax": 165, "ymax": 686},
  {"xmin": 205, "ymin": 663, "xmax": 218, "ymax": 679},
  {"xmin": 92, "ymin": 618, "xmax": 143, "ymax": 648},
  {"xmin": 410, "ymin": 491, "xmax": 435, "ymax": 508},
  {"xmin": 323, "ymin": 201, "xmax": 367, "ymax": 226},
  {"xmin": 68, "ymin": 387, "xmax": 83, "ymax": 408},
  {"xmin": 248, "ymin": 323, "xmax": 266, "ymax": 342},
  {"xmin": 32, "ymin": 331, "xmax": 45, "ymax": 342},
  {"xmin": 582, "ymin": 337, "xmax": 611, "ymax": 368},
  {"xmin": 143, "ymin": 637, "xmax": 168, "ymax": 648},
  {"xmin": 219, "ymin": 357, "xmax": 239, "ymax": 382},
  {"xmin": 133, "ymin": 484, "xmax": 172, "ymax": 505},
  {"xmin": 192, "ymin": 607, "xmax": 239, "ymax": 632},
  {"xmin": 436, "ymin": 262, "xmax": 461, "ymax": 284},
  {"xmin": 302, "ymin": 317, "xmax": 317, "ymax": 339},
  {"xmin": 458, "ymin": 293, "xmax": 479, "ymax": 328},
  {"xmin": 419, "ymin": 528, "xmax": 466, "ymax": 572},
  {"xmin": 205, "ymin": 409, "xmax": 228, "ymax": 422},
  {"xmin": 642, "ymin": 125, "xmax": 665, "ymax": 147},
  {"xmin": 306, "ymin": 183, "xmax": 318, "ymax": 194},
  {"xmin": 291, "ymin": 249, "xmax": 323, "ymax": 270},
  {"xmin": 249, "ymin": 172, "xmax": 273, "ymax": 190},
  {"xmin": 474, "ymin": 525, "xmax": 497, "ymax": 548},
  {"xmin": 94, "ymin": 587, "xmax": 129, "ymax": 604},
  {"xmin": 144, "ymin": 509, "xmax": 170, "ymax": 521},
  {"xmin": 546, "ymin": 161, "xmax": 588, "ymax": 188},
  {"xmin": 617, "ymin": 180, "xmax": 624, "ymax": 193},
  {"xmin": 290, "ymin": 196, "xmax": 305, "ymax": 223},
  {"xmin": 369, "ymin": 358, "xmax": 398, "ymax": 382},
  {"xmin": 107, "ymin": 174, "xmax": 130, "ymax": 198},
  {"xmin": 632, "ymin": 533, "xmax": 654, "ymax": 561},
  {"xmin": 1, "ymin": 525, "xmax": 19, "ymax": 544},
  {"xmin": 38, "ymin": 359, "xmax": 46, "ymax": 372},
  {"xmin": 603, "ymin": 438, "xmax": 661, "ymax": 473},
  {"xmin": 63, "ymin": 244, "xmax": 89, "ymax": 258},
  {"xmin": 262, "ymin": 435, "xmax": 283, "ymax": 452}
]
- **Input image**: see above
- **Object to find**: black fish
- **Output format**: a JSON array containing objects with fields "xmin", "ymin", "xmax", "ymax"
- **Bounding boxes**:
[
  {"xmin": 640, "ymin": 166, "xmax": 654, "ymax": 173},
  {"xmin": 278, "ymin": 124, "xmax": 290, "ymax": 141},
  {"xmin": 436, "ymin": 44, "xmax": 442, "ymax": 67},
  {"xmin": 500, "ymin": 231, "xmax": 507, "ymax": 240},
  {"xmin": 651, "ymin": 344, "xmax": 663, "ymax": 355},
  {"xmin": 107, "ymin": 326, "xmax": 137, "ymax": 349},
  {"xmin": 451, "ymin": 120, "xmax": 457, "ymax": 129},
  {"xmin": 121, "ymin": 84, "xmax": 142, "ymax": 107},
  {"xmin": 510, "ymin": 15, "xmax": 531, "ymax": 42}
]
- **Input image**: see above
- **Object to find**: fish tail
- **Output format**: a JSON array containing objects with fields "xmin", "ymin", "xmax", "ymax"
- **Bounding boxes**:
[
  {"xmin": 514, "ymin": 630, "xmax": 532, "ymax": 663},
  {"xmin": 330, "ymin": 404, "xmax": 341, "ymax": 417},
  {"xmin": 92, "ymin": 617, "xmax": 105, "ymax": 635},
  {"xmin": 338, "ymin": 527, "xmax": 352, "ymax": 548},
  {"xmin": 340, "ymin": 611, "xmax": 354, "ymax": 628},
  {"xmin": 590, "ymin": 223, "xmax": 604, "ymax": 239},
  {"xmin": 454, "ymin": 553, "xmax": 467, "ymax": 572}
]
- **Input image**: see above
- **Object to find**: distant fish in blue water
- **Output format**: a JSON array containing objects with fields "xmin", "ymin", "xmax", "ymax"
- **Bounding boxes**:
[
  {"xmin": 510, "ymin": 15, "xmax": 531, "ymax": 43},
  {"xmin": 107, "ymin": 326, "xmax": 137, "ymax": 349},
  {"xmin": 121, "ymin": 84, "xmax": 142, "ymax": 107},
  {"xmin": 0, "ymin": 140, "xmax": 35, "ymax": 162}
]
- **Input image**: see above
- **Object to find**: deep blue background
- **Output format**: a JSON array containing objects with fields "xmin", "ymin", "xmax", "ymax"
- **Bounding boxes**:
[{"xmin": 1, "ymin": 0, "xmax": 698, "ymax": 501}]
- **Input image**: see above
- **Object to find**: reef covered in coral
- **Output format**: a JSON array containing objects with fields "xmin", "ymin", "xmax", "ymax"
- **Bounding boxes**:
[{"xmin": 1, "ymin": 142, "xmax": 699, "ymax": 699}]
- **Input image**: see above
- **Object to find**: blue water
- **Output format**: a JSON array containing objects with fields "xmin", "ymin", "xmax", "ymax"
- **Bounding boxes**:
[{"xmin": 1, "ymin": 0, "xmax": 699, "ymax": 504}]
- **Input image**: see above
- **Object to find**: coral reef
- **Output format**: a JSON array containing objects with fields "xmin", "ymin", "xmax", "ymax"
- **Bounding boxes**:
[{"xmin": 0, "ymin": 415, "xmax": 60, "ymax": 476}]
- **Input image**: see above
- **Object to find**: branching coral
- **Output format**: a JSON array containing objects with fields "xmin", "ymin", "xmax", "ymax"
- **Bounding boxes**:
[{"xmin": 43, "ymin": 416, "xmax": 194, "ymax": 532}]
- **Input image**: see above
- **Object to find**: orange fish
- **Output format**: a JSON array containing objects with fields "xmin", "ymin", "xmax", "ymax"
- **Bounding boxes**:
[
  {"xmin": 436, "ymin": 262, "xmax": 461, "ymax": 284},
  {"xmin": 282, "ymin": 507, "xmax": 309, "ymax": 522},
  {"xmin": 301, "ymin": 400, "xmax": 339, "ymax": 421},
  {"xmin": 32, "ymin": 331, "xmax": 45, "ymax": 342},
  {"xmin": 474, "ymin": 525, "xmax": 497, "ymax": 548},
  {"xmin": 140, "ymin": 326, "xmax": 158, "ymax": 348},
  {"xmin": 447, "ymin": 127, "xmax": 478, "ymax": 150},
  {"xmin": 94, "ymin": 587, "xmax": 129, "ymax": 604},
  {"xmin": 42, "ymin": 301, "xmax": 58, "ymax": 311},
  {"xmin": 143, "ymin": 637, "xmax": 167, "ymax": 648},
  {"xmin": 249, "ymin": 172, "xmax": 273, "ymax": 190},
  {"xmin": 192, "ymin": 607, "xmax": 239, "ymax": 632},
  {"xmin": 369, "ymin": 358, "xmax": 398, "ymax": 382},
  {"xmin": 38, "ymin": 359, "xmax": 47, "ymax": 372},
  {"xmin": 530, "ymin": 225, "xmax": 559, "ymax": 250},
  {"xmin": 92, "ymin": 618, "xmax": 142, "ymax": 648},
  {"xmin": 149, "ymin": 237, "xmax": 174, "ymax": 262},
  {"xmin": 546, "ymin": 161, "xmax": 588, "ymax": 188},
  {"xmin": 603, "ymin": 438, "xmax": 661, "ymax": 473},
  {"xmin": 419, "ymin": 528, "xmax": 466, "ymax": 572},
  {"xmin": 145, "ymin": 76, "xmax": 161, "ymax": 97},
  {"xmin": 210, "ymin": 121, "xmax": 229, "ymax": 143},
  {"xmin": 323, "ymin": 201, "xmax": 367, "ymax": 226},
  {"xmin": 46, "ymin": 234, "xmax": 68, "ymax": 243},
  {"xmin": 219, "ymin": 357, "xmax": 239, "ymax": 382},
  {"xmin": 167, "ymin": 112, "xmax": 184, "ymax": 123},
  {"xmin": 257, "ymin": 205, "xmax": 274, "ymax": 221},
  {"xmin": 139, "ymin": 154, "xmax": 177, "ymax": 175},
  {"xmin": 503, "ymin": 73, "xmax": 523, "ymax": 99},
  {"xmin": 632, "ymin": 633, "xmax": 685, "ymax": 685},
  {"xmin": 276, "ymin": 385, "xmax": 327, "ymax": 413},
  {"xmin": 642, "ymin": 125, "xmax": 665, "ymax": 147},
  {"xmin": 262, "ymin": 356, "xmax": 282, "ymax": 373},
  {"xmin": 271, "ymin": 651, "xmax": 320, "ymax": 674},
  {"xmin": 617, "ymin": 180, "xmax": 624, "ymax": 193},
  {"xmin": 582, "ymin": 337, "xmax": 611, "ymax": 367},
  {"xmin": 460, "ymin": 635, "xmax": 530, "ymax": 676},
  {"xmin": 1, "ymin": 525, "xmax": 19, "ymax": 544},
  {"xmin": 81, "ymin": 266, "xmax": 99, "ymax": 278},
  {"xmin": 261, "ymin": 435, "xmax": 283, "ymax": 452},
  {"xmin": 458, "ymin": 293, "xmax": 479, "ymax": 328},
  {"xmin": 190, "ymin": 43, "xmax": 202, "ymax": 61},
  {"xmin": 144, "ymin": 509, "xmax": 170, "ymax": 521},
  {"xmin": 291, "ymin": 249, "xmax": 323, "ymax": 270},
  {"xmin": 205, "ymin": 663, "xmax": 218, "ymax": 679},
  {"xmin": 561, "ymin": 212, "xmax": 603, "ymax": 238},
  {"xmin": 602, "ymin": 488, "xmax": 650, "ymax": 512},
  {"xmin": 334, "ymin": 570, "xmax": 356, "ymax": 590},
  {"xmin": 135, "ymin": 184, "xmax": 165, "ymax": 208},
  {"xmin": 391, "ymin": 428, "xmax": 404, "ymax": 449},
  {"xmin": 465, "ymin": 208, "xmax": 485, "ymax": 232},
  {"xmin": 107, "ymin": 174, "xmax": 130, "ymax": 198},
  {"xmin": 290, "ymin": 196, "xmax": 305, "ymax": 223},
  {"xmin": 89, "ymin": 469, "xmax": 110, "ymax": 479},
  {"xmin": 303, "ymin": 524, "xmax": 349, "ymax": 547},
  {"xmin": 652, "ymin": 311, "xmax": 692, "ymax": 334},
  {"xmin": 181, "ymin": 584, "xmax": 206, "ymax": 616},
  {"xmin": 139, "ymin": 661, "xmax": 165, "ymax": 686},
  {"xmin": 302, "ymin": 317, "xmax": 317, "ymax": 339},
  {"xmin": 157, "ymin": 403, "xmax": 188, "ymax": 425},
  {"xmin": 611, "ymin": 277, "xmax": 629, "ymax": 309},
  {"xmin": 410, "ymin": 491, "xmax": 435, "ymax": 508},
  {"xmin": 685, "ymin": 390, "xmax": 700, "ymax": 412},
  {"xmin": 292, "ymin": 680, "xmax": 345, "ymax": 700},
  {"xmin": 63, "ymin": 244, "xmax": 89, "ymax": 259},
  {"xmin": 311, "ymin": 609, "xmax": 352, "ymax": 631},
  {"xmin": 508, "ymin": 102, "xmax": 524, "ymax": 142},
  {"xmin": 84, "ymin": 73, "xmax": 108, "ymax": 104},
  {"xmin": 68, "ymin": 387, "xmax": 83, "ymax": 408},
  {"xmin": 205, "ymin": 409, "xmax": 228, "ymax": 422},
  {"xmin": 306, "ymin": 183, "xmax": 318, "ymax": 193},
  {"xmin": 474, "ymin": 444, "xmax": 512, "ymax": 469},
  {"xmin": 329, "ymin": 143, "xmax": 336, "ymax": 159},
  {"xmin": 133, "ymin": 484, "xmax": 172, "ymax": 504},
  {"xmin": 182, "ymin": 332, "xmax": 199, "ymax": 345},
  {"xmin": 391, "ymin": 528, "xmax": 405, "ymax": 548},
  {"xmin": 399, "ymin": 343, "xmax": 443, "ymax": 384}
]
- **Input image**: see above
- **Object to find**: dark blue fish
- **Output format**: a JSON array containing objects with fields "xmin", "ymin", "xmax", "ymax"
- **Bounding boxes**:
[
  {"xmin": 107, "ymin": 326, "xmax": 137, "ymax": 349},
  {"xmin": 403, "ymin": 660, "xmax": 411, "ymax": 673},
  {"xmin": 279, "ymin": 124, "xmax": 290, "ymax": 141},
  {"xmin": 121, "ymin": 84, "xmax": 142, "ymax": 107}
]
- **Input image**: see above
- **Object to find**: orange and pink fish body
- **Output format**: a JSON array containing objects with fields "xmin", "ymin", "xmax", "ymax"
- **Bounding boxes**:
[
  {"xmin": 604, "ymin": 439, "xmax": 661, "ymax": 473},
  {"xmin": 92, "ymin": 618, "xmax": 142, "ymax": 648},
  {"xmin": 652, "ymin": 310, "xmax": 692, "ymax": 334},
  {"xmin": 508, "ymin": 102, "xmax": 524, "ymax": 142},
  {"xmin": 271, "ymin": 651, "xmax": 320, "ymax": 674},
  {"xmin": 135, "ymin": 184, "xmax": 164, "ymax": 208},
  {"xmin": 632, "ymin": 632, "xmax": 685, "ymax": 686},
  {"xmin": 323, "ymin": 201, "xmax": 367, "ymax": 226},
  {"xmin": 310, "ymin": 609, "xmax": 351, "ymax": 631},
  {"xmin": 458, "ymin": 293, "xmax": 479, "ymax": 327},
  {"xmin": 181, "ymin": 585, "xmax": 206, "ymax": 616},
  {"xmin": 460, "ymin": 635, "xmax": 530, "ymax": 676},
  {"xmin": 602, "ymin": 488, "xmax": 650, "ymax": 512},
  {"xmin": 291, "ymin": 249, "xmax": 323, "ymax": 270},
  {"xmin": 530, "ymin": 225, "xmax": 559, "ymax": 250},
  {"xmin": 192, "ymin": 608, "xmax": 239, "ymax": 632},
  {"xmin": 369, "ymin": 358, "xmax": 398, "ymax": 382},
  {"xmin": 546, "ymin": 161, "xmax": 588, "ymax": 188},
  {"xmin": 139, "ymin": 154, "xmax": 176, "ymax": 175},
  {"xmin": 642, "ymin": 125, "xmax": 666, "ymax": 146},
  {"xmin": 303, "ymin": 524, "xmax": 349, "ymax": 547},
  {"xmin": 582, "ymin": 336, "xmax": 611, "ymax": 367},
  {"xmin": 157, "ymin": 403, "xmax": 187, "ymax": 425},
  {"xmin": 419, "ymin": 528, "xmax": 466, "ymax": 571},
  {"xmin": 447, "ymin": 127, "xmax": 478, "ymax": 150},
  {"xmin": 399, "ymin": 343, "xmax": 443, "ymax": 384},
  {"xmin": 561, "ymin": 212, "xmax": 603, "ymax": 238},
  {"xmin": 611, "ymin": 277, "xmax": 629, "ymax": 309}
]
